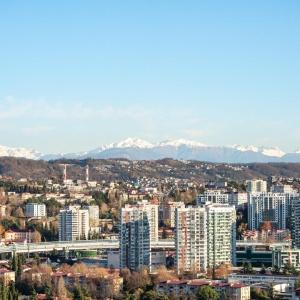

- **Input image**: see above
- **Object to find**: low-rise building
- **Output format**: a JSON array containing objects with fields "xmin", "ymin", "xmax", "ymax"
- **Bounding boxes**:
[
  {"xmin": 25, "ymin": 203, "xmax": 46, "ymax": 218},
  {"xmin": 228, "ymin": 274, "xmax": 296, "ymax": 300},
  {"xmin": 156, "ymin": 279, "xmax": 250, "ymax": 300},
  {"xmin": 272, "ymin": 248, "xmax": 300, "ymax": 269},
  {"xmin": 197, "ymin": 190, "xmax": 229, "ymax": 205},
  {"xmin": 4, "ymin": 229, "xmax": 33, "ymax": 243},
  {"xmin": 0, "ymin": 205, "xmax": 6, "ymax": 217}
]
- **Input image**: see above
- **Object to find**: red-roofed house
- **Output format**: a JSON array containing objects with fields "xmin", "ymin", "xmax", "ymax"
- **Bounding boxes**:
[{"xmin": 156, "ymin": 279, "xmax": 250, "ymax": 300}]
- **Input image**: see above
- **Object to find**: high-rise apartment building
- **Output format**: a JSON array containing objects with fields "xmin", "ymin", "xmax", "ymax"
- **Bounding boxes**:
[
  {"xmin": 120, "ymin": 200, "xmax": 158, "ymax": 270},
  {"xmin": 206, "ymin": 204, "xmax": 236, "ymax": 268},
  {"xmin": 175, "ymin": 206, "xmax": 207, "ymax": 274},
  {"xmin": 83, "ymin": 205, "xmax": 99, "ymax": 223},
  {"xmin": 59, "ymin": 206, "xmax": 89, "ymax": 241},
  {"xmin": 248, "ymin": 193, "xmax": 290, "ymax": 230},
  {"xmin": 161, "ymin": 201, "xmax": 185, "ymax": 227},
  {"xmin": 228, "ymin": 193, "xmax": 248, "ymax": 208},
  {"xmin": 245, "ymin": 180, "xmax": 267, "ymax": 193},
  {"xmin": 175, "ymin": 204, "xmax": 236, "ymax": 274},
  {"xmin": 291, "ymin": 198, "xmax": 300, "ymax": 248},
  {"xmin": 25, "ymin": 203, "xmax": 46, "ymax": 218}
]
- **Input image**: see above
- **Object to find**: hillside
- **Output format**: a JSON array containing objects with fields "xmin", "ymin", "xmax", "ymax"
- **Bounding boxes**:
[{"xmin": 1, "ymin": 157, "xmax": 300, "ymax": 183}]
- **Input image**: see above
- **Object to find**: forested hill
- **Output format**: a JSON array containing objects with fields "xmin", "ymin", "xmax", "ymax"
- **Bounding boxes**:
[{"xmin": 1, "ymin": 157, "xmax": 300, "ymax": 183}]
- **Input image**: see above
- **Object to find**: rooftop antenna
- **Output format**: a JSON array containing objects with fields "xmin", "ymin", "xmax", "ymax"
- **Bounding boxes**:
[
  {"xmin": 59, "ymin": 164, "xmax": 68, "ymax": 182},
  {"xmin": 85, "ymin": 165, "xmax": 89, "ymax": 182}
]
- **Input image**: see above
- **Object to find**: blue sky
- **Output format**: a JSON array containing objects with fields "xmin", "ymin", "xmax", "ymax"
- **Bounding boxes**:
[{"xmin": 0, "ymin": 1, "xmax": 299, "ymax": 153}]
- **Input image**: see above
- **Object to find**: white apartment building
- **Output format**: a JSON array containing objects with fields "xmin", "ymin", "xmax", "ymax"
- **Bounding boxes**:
[
  {"xmin": 120, "ymin": 201, "xmax": 158, "ymax": 270},
  {"xmin": 197, "ymin": 190, "xmax": 229, "ymax": 205},
  {"xmin": 228, "ymin": 193, "xmax": 248, "ymax": 208},
  {"xmin": 175, "ymin": 204, "xmax": 236, "ymax": 274},
  {"xmin": 175, "ymin": 206, "xmax": 207, "ymax": 274},
  {"xmin": 245, "ymin": 180, "xmax": 267, "ymax": 193},
  {"xmin": 59, "ymin": 206, "xmax": 89, "ymax": 241},
  {"xmin": 291, "ymin": 197, "xmax": 300, "ymax": 248},
  {"xmin": 248, "ymin": 193, "xmax": 291, "ymax": 230},
  {"xmin": 206, "ymin": 204, "xmax": 236, "ymax": 268},
  {"xmin": 25, "ymin": 203, "xmax": 46, "ymax": 218},
  {"xmin": 83, "ymin": 205, "xmax": 99, "ymax": 222},
  {"xmin": 271, "ymin": 184, "xmax": 296, "ymax": 194},
  {"xmin": 161, "ymin": 201, "xmax": 185, "ymax": 227}
]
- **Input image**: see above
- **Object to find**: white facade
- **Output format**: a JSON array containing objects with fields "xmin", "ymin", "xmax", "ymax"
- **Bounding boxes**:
[
  {"xmin": 206, "ymin": 204, "xmax": 236, "ymax": 268},
  {"xmin": 197, "ymin": 190, "xmax": 229, "ymax": 205},
  {"xmin": 0, "ymin": 205, "xmax": 6, "ymax": 217},
  {"xmin": 228, "ymin": 193, "xmax": 248, "ymax": 208},
  {"xmin": 245, "ymin": 180, "xmax": 267, "ymax": 193},
  {"xmin": 272, "ymin": 248, "xmax": 300, "ymax": 269},
  {"xmin": 175, "ymin": 204, "xmax": 236, "ymax": 274},
  {"xmin": 120, "ymin": 201, "xmax": 158, "ymax": 270},
  {"xmin": 162, "ymin": 201, "xmax": 185, "ymax": 227},
  {"xmin": 248, "ymin": 192, "xmax": 293, "ymax": 230},
  {"xmin": 59, "ymin": 206, "xmax": 89, "ymax": 241},
  {"xmin": 83, "ymin": 205, "xmax": 99, "ymax": 222},
  {"xmin": 271, "ymin": 185, "xmax": 296, "ymax": 194},
  {"xmin": 175, "ymin": 206, "xmax": 207, "ymax": 273},
  {"xmin": 25, "ymin": 203, "xmax": 46, "ymax": 218}
]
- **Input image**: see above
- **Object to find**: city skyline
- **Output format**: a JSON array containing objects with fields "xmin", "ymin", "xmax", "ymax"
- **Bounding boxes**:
[{"xmin": 1, "ymin": 1, "xmax": 300, "ymax": 153}]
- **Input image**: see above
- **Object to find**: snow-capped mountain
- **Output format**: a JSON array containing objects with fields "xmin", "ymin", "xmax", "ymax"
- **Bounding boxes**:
[
  {"xmin": 0, "ymin": 145, "xmax": 42, "ymax": 160},
  {"xmin": 97, "ymin": 137, "xmax": 154, "ymax": 151},
  {"xmin": 1, "ymin": 138, "xmax": 300, "ymax": 163},
  {"xmin": 158, "ymin": 139, "xmax": 207, "ymax": 148},
  {"xmin": 230, "ymin": 145, "xmax": 286, "ymax": 158}
]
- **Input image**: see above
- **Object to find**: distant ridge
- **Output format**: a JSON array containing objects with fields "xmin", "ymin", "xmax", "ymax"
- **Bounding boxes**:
[{"xmin": 2, "ymin": 137, "xmax": 300, "ymax": 163}]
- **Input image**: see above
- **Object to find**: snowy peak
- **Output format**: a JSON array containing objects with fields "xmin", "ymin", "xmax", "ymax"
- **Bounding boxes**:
[
  {"xmin": 0, "ymin": 138, "xmax": 298, "ymax": 162},
  {"xmin": 99, "ymin": 138, "xmax": 207, "ymax": 150},
  {"xmin": 0, "ymin": 145, "xmax": 41, "ymax": 160},
  {"xmin": 158, "ymin": 139, "xmax": 207, "ymax": 148},
  {"xmin": 101, "ymin": 137, "xmax": 154, "ymax": 150},
  {"xmin": 260, "ymin": 147, "xmax": 285, "ymax": 158},
  {"xmin": 230, "ymin": 145, "xmax": 285, "ymax": 158},
  {"xmin": 231, "ymin": 144, "xmax": 260, "ymax": 153}
]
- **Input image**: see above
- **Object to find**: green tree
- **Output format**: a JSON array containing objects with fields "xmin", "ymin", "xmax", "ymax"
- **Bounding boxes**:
[
  {"xmin": 196, "ymin": 286, "xmax": 219, "ymax": 300},
  {"xmin": 124, "ymin": 292, "xmax": 137, "ymax": 300},
  {"xmin": 260, "ymin": 264, "xmax": 266, "ymax": 274},
  {"xmin": 73, "ymin": 286, "xmax": 87, "ymax": 300},
  {"xmin": 250, "ymin": 288, "xmax": 271, "ymax": 300}
]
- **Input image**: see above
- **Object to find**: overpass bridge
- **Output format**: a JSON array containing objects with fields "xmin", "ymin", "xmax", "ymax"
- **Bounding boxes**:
[
  {"xmin": 1, "ymin": 240, "xmax": 281, "ymax": 256},
  {"xmin": 0, "ymin": 239, "xmax": 175, "ymax": 255}
]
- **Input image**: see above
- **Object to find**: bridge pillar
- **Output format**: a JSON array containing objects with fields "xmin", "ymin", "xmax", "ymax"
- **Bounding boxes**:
[{"xmin": 64, "ymin": 247, "xmax": 70, "ymax": 259}]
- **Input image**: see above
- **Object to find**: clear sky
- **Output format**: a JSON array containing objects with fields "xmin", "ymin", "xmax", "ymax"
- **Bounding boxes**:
[{"xmin": 0, "ymin": 1, "xmax": 299, "ymax": 153}]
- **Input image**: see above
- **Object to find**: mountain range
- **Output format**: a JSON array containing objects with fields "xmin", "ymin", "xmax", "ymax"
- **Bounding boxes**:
[{"xmin": 1, "ymin": 138, "xmax": 300, "ymax": 163}]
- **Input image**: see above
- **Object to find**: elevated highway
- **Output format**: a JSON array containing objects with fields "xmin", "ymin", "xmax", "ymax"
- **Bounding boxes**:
[{"xmin": 0, "ymin": 239, "xmax": 175, "ymax": 254}]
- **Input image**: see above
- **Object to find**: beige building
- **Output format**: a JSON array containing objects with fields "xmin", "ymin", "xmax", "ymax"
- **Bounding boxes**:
[
  {"xmin": 0, "ymin": 205, "xmax": 6, "ymax": 217},
  {"xmin": 156, "ymin": 279, "xmax": 250, "ymax": 300},
  {"xmin": 4, "ymin": 229, "xmax": 33, "ymax": 243},
  {"xmin": 0, "ymin": 269, "xmax": 15, "ymax": 286},
  {"xmin": 161, "ymin": 201, "xmax": 185, "ymax": 227}
]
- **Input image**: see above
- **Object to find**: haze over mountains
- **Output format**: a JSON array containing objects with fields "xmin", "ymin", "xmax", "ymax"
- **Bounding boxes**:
[{"xmin": 1, "ymin": 138, "xmax": 300, "ymax": 163}]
